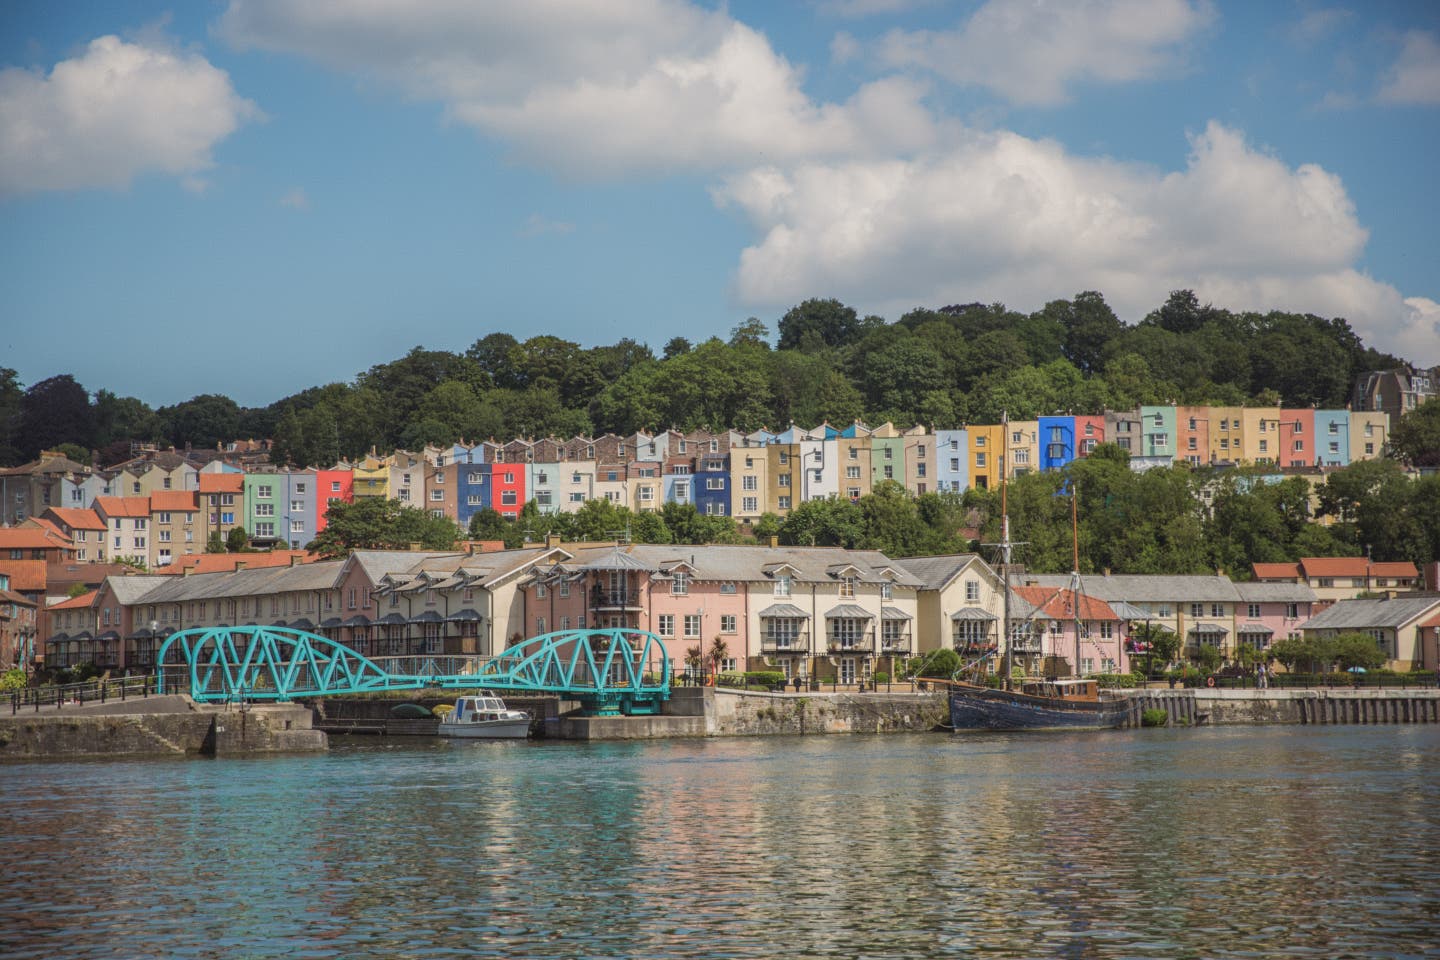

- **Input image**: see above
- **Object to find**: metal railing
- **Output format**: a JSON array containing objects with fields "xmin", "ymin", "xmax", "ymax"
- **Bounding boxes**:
[
  {"xmin": 9, "ymin": 674, "xmax": 159, "ymax": 714},
  {"xmin": 760, "ymin": 631, "xmax": 809, "ymax": 653}
]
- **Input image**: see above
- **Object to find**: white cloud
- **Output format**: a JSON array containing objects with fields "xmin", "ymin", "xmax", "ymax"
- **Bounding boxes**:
[
  {"xmin": 817, "ymin": 0, "xmax": 937, "ymax": 17},
  {"xmin": 280, "ymin": 187, "xmax": 309, "ymax": 210},
  {"xmin": 1289, "ymin": 7, "xmax": 1352, "ymax": 45},
  {"xmin": 0, "ymin": 35, "xmax": 258, "ymax": 195},
  {"xmin": 217, "ymin": 0, "xmax": 937, "ymax": 175},
  {"xmin": 1377, "ymin": 31, "xmax": 1440, "ymax": 105},
  {"xmin": 716, "ymin": 121, "xmax": 1435, "ymax": 365},
  {"xmin": 879, "ymin": 0, "xmax": 1215, "ymax": 106},
  {"xmin": 831, "ymin": 31, "xmax": 861, "ymax": 65}
]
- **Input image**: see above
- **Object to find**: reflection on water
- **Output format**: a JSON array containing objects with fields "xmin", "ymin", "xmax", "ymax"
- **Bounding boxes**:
[{"xmin": 2, "ymin": 726, "xmax": 1437, "ymax": 959}]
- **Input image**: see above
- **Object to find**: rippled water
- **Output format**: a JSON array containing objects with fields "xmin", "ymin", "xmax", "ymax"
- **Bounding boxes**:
[{"xmin": 3, "ymin": 726, "xmax": 1438, "ymax": 959}]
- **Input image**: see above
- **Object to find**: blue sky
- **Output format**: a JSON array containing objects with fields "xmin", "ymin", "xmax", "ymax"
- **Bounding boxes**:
[{"xmin": 2, "ymin": 0, "xmax": 1437, "ymax": 409}]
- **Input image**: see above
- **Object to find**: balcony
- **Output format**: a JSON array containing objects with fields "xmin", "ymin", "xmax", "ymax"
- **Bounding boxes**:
[
  {"xmin": 880, "ymin": 633, "xmax": 912, "ymax": 655},
  {"xmin": 761, "ymin": 631, "xmax": 808, "ymax": 654},
  {"xmin": 826, "ymin": 630, "xmax": 874, "ymax": 655},
  {"xmin": 589, "ymin": 589, "xmax": 643, "ymax": 611}
]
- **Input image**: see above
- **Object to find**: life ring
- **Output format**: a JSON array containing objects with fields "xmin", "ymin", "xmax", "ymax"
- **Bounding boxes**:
[{"xmin": 1205, "ymin": 676, "xmax": 1216, "ymax": 688}]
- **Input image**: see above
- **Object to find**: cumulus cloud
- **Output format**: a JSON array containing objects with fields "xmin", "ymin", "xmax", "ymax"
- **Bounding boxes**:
[
  {"xmin": 0, "ymin": 35, "xmax": 258, "ymax": 195},
  {"xmin": 217, "ymin": 0, "xmax": 936, "ymax": 175},
  {"xmin": 1377, "ymin": 31, "xmax": 1440, "ymax": 105},
  {"xmin": 715, "ymin": 121, "xmax": 1434, "ymax": 364},
  {"xmin": 879, "ymin": 0, "xmax": 1215, "ymax": 106}
]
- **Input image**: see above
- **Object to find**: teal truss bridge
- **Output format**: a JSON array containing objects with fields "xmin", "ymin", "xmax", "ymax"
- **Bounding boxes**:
[{"xmin": 155, "ymin": 626, "xmax": 672, "ymax": 715}]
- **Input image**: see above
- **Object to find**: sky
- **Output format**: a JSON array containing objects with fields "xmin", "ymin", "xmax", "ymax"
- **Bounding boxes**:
[{"xmin": 2, "ymin": 0, "xmax": 1438, "ymax": 410}]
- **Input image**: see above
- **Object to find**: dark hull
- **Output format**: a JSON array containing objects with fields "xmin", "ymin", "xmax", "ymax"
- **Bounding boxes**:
[{"xmin": 950, "ymin": 686, "xmax": 1126, "ymax": 731}]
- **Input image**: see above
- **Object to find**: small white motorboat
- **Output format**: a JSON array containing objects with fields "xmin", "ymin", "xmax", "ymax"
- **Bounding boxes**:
[{"xmin": 437, "ymin": 692, "xmax": 531, "ymax": 739}]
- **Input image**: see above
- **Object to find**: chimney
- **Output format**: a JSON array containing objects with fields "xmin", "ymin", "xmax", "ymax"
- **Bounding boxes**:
[
  {"xmin": 769, "ymin": 536, "xmax": 779, "ymax": 549},
  {"xmin": 546, "ymin": 533, "xmax": 562, "ymax": 549},
  {"xmin": 182, "ymin": 567, "xmax": 191, "ymax": 577}
]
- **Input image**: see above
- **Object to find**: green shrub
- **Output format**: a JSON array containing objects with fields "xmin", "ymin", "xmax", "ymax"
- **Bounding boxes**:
[
  {"xmin": 1090, "ymin": 672, "xmax": 1139, "ymax": 688},
  {"xmin": 872, "ymin": 671, "xmax": 889, "ymax": 684},
  {"xmin": 0, "ymin": 668, "xmax": 26, "ymax": 692},
  {"xmin": 743, "ymin": 670, "xmax": 786, "ymax": 690},
  {"xmin": 1140, "ymin": 708, "xmax": 1169, "ymax": 727}
]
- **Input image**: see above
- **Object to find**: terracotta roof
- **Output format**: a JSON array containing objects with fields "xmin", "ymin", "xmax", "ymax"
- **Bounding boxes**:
[
  {"xmin": 0, "ymin": 560, "xmax": 48, "ymax": 592},
  {"xmin": 0, "ymin": 587, "xmax": 36, "ymax": 608},
  {"xmin": 94, "ymin": 496, "xmax": 151, "ymax": 518},
  {"xmin": 1369, "ymin": 561, "xmax": 1419, "ymax": 578},
  {"xmin": 150, "ymin": 490, "xmax": 200, "ymax": 512},
  {"xmin": 1012, "ymin": 585, "xmax": 1120, "ymax": 621},
  {"xmin": 49, "ymin": 589, "xmax": 97, "ymax": 610},
  {"xmin": 44, "ymin": 507, "xmax": 107, "ymax": 530},
  {"xmin": 151, "ymin": 551, "xmax": 316, "ymax": 575},
  {"xmin": 198, "ymin": 474, "xmax": 244, "ymax": 494},
  {"xmin": 1419, "ymin": 612, "xmax": 1440, "ymax": 629},
  {"xmin": 1252, "ymin": 562, "xmax": 1302, "ymax": 580},
  {"xmin": 0, "ymin": 529, "xmax": 65, "ymax": 549},
  {"xmin": 46, "ymin": 562, "xmax": 131, "ymax": 588}
]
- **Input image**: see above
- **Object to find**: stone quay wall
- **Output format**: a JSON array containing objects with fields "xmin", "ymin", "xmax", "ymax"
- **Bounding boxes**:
[
  {"xmin": 0, "ymin": 698, "xmax": 326, "ymax": 760},
  {"xmin": 1123, "ymin": 688, "xmax": 1440, "ymax": 726}
]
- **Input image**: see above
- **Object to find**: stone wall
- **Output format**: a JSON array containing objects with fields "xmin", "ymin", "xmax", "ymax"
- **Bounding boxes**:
[
  {"xmin": 0, "ymin": 700, "xmax": 325, "ymax": 760},
  {"xmin": 707, "ymin": 689, "xmax": 949, "ymax": 736},
  {"xmin": 1122, "ymin": 688, "xmax": 1440, "ymax": 726}
]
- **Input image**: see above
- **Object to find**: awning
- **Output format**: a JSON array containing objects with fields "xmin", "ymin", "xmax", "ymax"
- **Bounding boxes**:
[
  {"xmin": 377, "ymin": 613, "xmax": 408, "ymax": 625},
  {"xmin": 49, "ymin": 632, "xmax": 69, "ymax": 642},
  {"xmin": 320, "ymin": 618, "xmax": 343, "ymax": 629},
  {"xmin": 342, "ymin": 615, "xmax": 371, "ymax": 627},
  {"xmin": 758, "ymin": 603, "xmax": 809, "ymax": 618},
  {"xmin": 950, "ymin": 607, "xmax": 997, "ymax": 621},
  {"xmin": 97, "ymin": 630, "xmax": 120, "ymax": 642},
  {"xmin": 880, "ymin": 606, "xmax": 912, "ymax": 620},
  {"xmin": 70, "ymin": 631, "xmax": 93, "ymax": 641},
  {"xmin": 1188, "ymin": 623, "xmax": 1229, "ymax": 636},
  {"xmin": 1236, "ymin": 623, "xmax": 1274, "ymax": 635},
  {"xmin": 409, "ymin": 611, "xmax": 443, "ymax": 623},
  {"xmin": 1108, "ymin": 600, "xmax": 1151, "ymax": 621},
  {"xmin": 288, "ymin": 618, "xmax": 315, "ymax": 631},
  {"xmin": 826, "ymin": 604, "xmax": 873, "ymax": 620},
  {"xmin": 271, "ymin": 620, "xmax": 287, "ymax": 627},
  {"xmin": 126, "ymin": 627, "xmax": 153, "ymax": 640},
  {"xmin": 446, "ymin": 609, "xmax": 483, "ymax": 622}
]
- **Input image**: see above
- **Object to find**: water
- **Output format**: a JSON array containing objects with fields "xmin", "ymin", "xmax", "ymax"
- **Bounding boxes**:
[{"xmin": 3, "ymin": 726, "xmax": 1438, "ymax": 959}]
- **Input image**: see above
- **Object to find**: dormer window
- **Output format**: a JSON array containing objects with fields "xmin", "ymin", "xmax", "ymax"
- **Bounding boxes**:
[
  {"xmin": 774, "ymin": 574, "xmax": 792, "ymax": 597},
  {"xmin": 671, "ymin": 572, "xmax": 689, "ymax": 596},
  {"xmin": 839, "ymin": 576, "xmax": 856, "ymax": 598}
]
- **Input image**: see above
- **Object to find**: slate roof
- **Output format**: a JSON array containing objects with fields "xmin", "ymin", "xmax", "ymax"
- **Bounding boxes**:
[
  {"xmin": 1019, "ymin": 573, "xmax": 1243, "ymax": 603},
  {"xmin": 893, "ymin": 555, "xmax": 986, "ymax": 591},
  {"xmin": 1233, "ymin": 582, "xmax": 1318, "ymax": 603},
  {"xmin": 1299, "ymin": 597, "xmax": 1440, "ymax": 632}
]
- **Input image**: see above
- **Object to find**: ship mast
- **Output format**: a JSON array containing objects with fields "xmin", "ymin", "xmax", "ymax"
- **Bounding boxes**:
[
  {"xmin": 1071, "ymin": 485, "xmax": 1081, "ymax": 679},
  {"xmin": 998, "ymin": 413, "xmax": 1013, "ymax": 691}
]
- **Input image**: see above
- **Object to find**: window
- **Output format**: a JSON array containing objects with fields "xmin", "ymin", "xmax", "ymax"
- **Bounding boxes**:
[
  {"xmin": 706, "ymin": 478, "xmax": 723, "ymax": 490},
  {"xmin": 976, "ymin": 453, "xmax": 987, "ymax": 468},
  {"xmin": 1293, "ymin": 440, "xmax": 1304, "ymax": 452},
  {"xmin": 331, "ymin": 481, "xmax": 341, "ymax": 493},
  {"xmin": 1285, "ymin": 603, "xmax": 1299, "ymax": 619},
  {"xmin": 256, "ymin": 503, "xmax": 275, "ymax": 517},
  {"xmin": 1211, "ymin": 603, "xmax": 1224, "ymax": 617},
  {"xmin": 535, "ymin": 617, "xmax": 546, "ymax": 634},
  {"xmin": 742, "ymin": 476, "xmax": 757, "ymax": 491},
  {"xmin": 742, "ymin": 497, "xmax": 758, "ymax": 513},
  {"xmin": 570, "ymin": 492, "xmax": 584, "ymax": 503},
  {"xmin": 721, "ymin": 614, "xmax": 736, "ymax": 633},
  {"xmin": 291, "ymin": 500, "xmax": 304, "ymax": 512},
  {"xmin": 296, "ymin": 482, "xmax": 307, "ymax": 493},
  {"xmin": 501, "ymin": 491, "xmax": 517, "ymax": 505},
  {"xmin": 883, "ymin": 465, "xmax": 894, "ymax": 478},
  {"xmin": 432, "ymin": 489, "xmax": 446, "ymax": 501},
  {"xmin": 684, "ymin": 615, "xmax": 701, "ymax": 638},
  {"xmin": 950, "ymin": 458, "xmax": 960, "ymax": 471},
  {"xmin": 839, "ymin": 576, "xmax": 856, "ymax": 598},
  {"xmin": 848, "ymin": 447, "xmax": 859, "ymax": 460},
  {"xmin": 884, "ymin": 447, "xmax": 893, "ymax": 460},
  {"xmin": 777, "ymin": 496, "xmax": 791, "ymax": 510},
  {"xmin": 255, "ymin": 523, "xmax": 274, "ymax": 538},
  {"xmin": 881, "ymin": 583, "xmax": 892, "ymax": 600},
  {"xmin": 158, "ymin": 530, "xmax": 171, "ymax": 543},
  {"xmin": 672, "ymin": 572, "xmax": 690, "ymax": 596},
  {"xmin": 1247, "ymin": 603, "xmax": 1261, "ymax": 618},
  {"xmin": 774, "ymin": 575, "xmax": 792, "ymax": 597},
  {"xmin": 1191, "ymin": 603, "xmax": 1203, "ymax": 617},
  {"xmin": 975, "ymin": 436, "xmax": 986, "ymax": 447},
  {"xmin": 916, "ymin": 463, "xmax": 927, "ymax": 477},
  {"xmin": 778, "ymin": 473, "xmax": 791, "ymax": 487},
  {"xmin": 257, "ymin": 485, "xmax": 273, "ymax": 498},
  {"xmin": 658, "ymin": 614, "xmax": 675, "ymax": 636},
  {"xmin": 965, "ymin": 579, "xmax": 980, "ymax": 602},
  {"xmin": 1098, "ymin": 622, "xmax": 1113, "ymax": 639},
  {"xmin": 221, "ymin": 512, "xmax": 234, "ymax": 525},
  {"xmin": 221, "ymin": 494, "xmax": 234, "ymax": 506},
  {"xmin": 720, "ymin": 582, "xmax": 736, "ymax": 594}
]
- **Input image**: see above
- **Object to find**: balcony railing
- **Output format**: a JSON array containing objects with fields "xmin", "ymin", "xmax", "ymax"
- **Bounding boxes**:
[
  {"xmin": 879, "ymin": 633, "xmax": 912, "ymax": 654},
  {"xmin": 761, "ymin": 631, "xmax": 809, "ymax": 653},
  {"xmin": 826, "ymin": 630, "xmax": 874, "ymax": 654},
  {"xmin": 589, "ymin": 590, "xmax": 642, "ymax": 610}
]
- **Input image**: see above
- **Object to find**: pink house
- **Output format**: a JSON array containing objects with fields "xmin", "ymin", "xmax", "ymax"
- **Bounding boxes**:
[
  {"xmin": 314, "ymin": 469, "xmax": 354, "ymax": 532},
  {"xmin": 1073, "ymin": 415, "xmax": 1106, "ymax": 456},
  {"xmin": 1233, "ymin": 582, "xmax": 1315, "ymax": 649},
  {"xmin": 1012, "ymin": 585, "xmax": 1128, "ymax": 675}
]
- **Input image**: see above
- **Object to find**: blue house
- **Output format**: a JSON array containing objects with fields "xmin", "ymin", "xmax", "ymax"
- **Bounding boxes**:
[
  {"xmin": 1314, "ymin": 410, "xmax": 1350, "ymax": 466},
  {"xmin": 934, "ymin": 429, "xmax": 968, "ymax": 493},
  {"xmin": 1037, "ymin": 416, "xmax": 1077, "ymax": 472},
  {"xmin": 456, "ymin": 463, "xmax": 492, "ymax": 529},
  {"xmin": 693, "ymin": 455, "xmax": 731, "ymax": 517}
]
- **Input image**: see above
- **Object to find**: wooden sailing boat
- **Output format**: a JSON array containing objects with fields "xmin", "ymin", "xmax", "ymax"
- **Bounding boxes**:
[{"xmin": 948, "ymin": 417, "xmax": 1126, "ymax": 731}]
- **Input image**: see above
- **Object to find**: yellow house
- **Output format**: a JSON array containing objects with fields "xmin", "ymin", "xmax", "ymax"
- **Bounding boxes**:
[
  {"xmin": 1208, "ymin": 406, "xmax": 1245, "ymax": 463},
  {"xmin": 1349, "ymin": 411, "xmax": 1388, "ymax": 461},
  {"xmin": 767, "ymin": 443, "xmax": 800, "ymax": 515},
  {"xmin": 352, "ymin": 454, "xmax": 391, "ymax": 499},
  {"xmin": 968, "ymin": 424, "xmax": 1003, "ymax": 490},
  {"xmin": 730, "ymin": 444, "xmax": 770, "ymax": 521},
  {"xmin": 1005, "ymin": 420, "xmax": 1040, "ymax": 478}
]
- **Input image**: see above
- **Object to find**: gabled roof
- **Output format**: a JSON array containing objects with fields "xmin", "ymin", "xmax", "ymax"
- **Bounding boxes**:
[
  {"xmin": 0, "ymin": 528, "xmax": 67, "ymax": 549},
  {"xmin": 152, "ymin": 551, "xmax": 314, "ymax": 576},
  {"xmin": 0, "ymin": 560, "xmax": 47, "ymax": 592},
  {"xmin": 1370, "ymin": 561, "xmax": 1420, "ymax": 578},
  {"xmin": 1300, "ymin": 596, "xmax": 1440, "ymax": 632},
  {"xmin": 1252, "ymin": 562, "xmax": 1302, "ymax": 580},
  {"xmin": 43, "ymin": 507, "xmax": 107, "ymax": 530},
  {"xmin": 99, "ymin": 574, "xmax": 171, "ymax": 605},
  {"xmin": 893, "ymin": 555, "xmax": 987, "ymax": 591},
  {"xmin": 1012, "ymin": 585, "xmax": 1119, "ymax": 622},
  {"xmin": 1022, "ymin": 573, "xmax": 1242, "ymax": 604},
  {"xmin": 94, "ymin": 496, "xmax": 151, "ymax": 518},
  {"xmin": 48, "ymin": 589, "xmax": 97, "ymax": 610},
  {"xmin": 198, "ymin": 473, "xmax": 244, "ymax": 494},
  {"xmin": 150, "ymin": 490, "xmax": 199, "ymax": 512},
  {"xmin": 1233, "ymin": 582, "xmax": 1318, "ymax": 603}
]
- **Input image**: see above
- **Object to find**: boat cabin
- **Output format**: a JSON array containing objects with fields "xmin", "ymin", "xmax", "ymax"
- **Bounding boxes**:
[
  {"xmin": 1020, "ymin": 678, "xmax": 1100, "ymax": 702},
  {"xmin": 452, "ymin": 694, "xmax": 516, "ymax": 722}
]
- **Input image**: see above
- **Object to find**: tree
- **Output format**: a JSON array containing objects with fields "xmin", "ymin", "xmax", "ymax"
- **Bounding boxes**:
[
  {"xmin": 307, "ymin": 498, "xmax": 459, "ymax": 558},
  {"xmin": 1190, "ymin": 643, "xmax": 1222, "ymax": 674},
  {"xmin": 226, "ymin": 527, "xmax": 250, "ymax": 552},
  {"xmin": 780, "ymin": 497, "xmax": 863, "ymax": 548},
  {"xmin": 663, "ymin": 337, "xmax": 692, "ymax": 359},
  {"xmin": 161, "ymin": 394, "xmax": 242, "ymax": 449},
  {"xmin": 777, "ymin": 298, "xmax": 861, "ymax": 351},
  {"xmin": 1389, "ymin": 399, "xmax": 1440, "ymax": 469},
  {"xmin": 16, "ymin": 374, "xmax": 94, "ymax": 457},
  {"xmin": 728, "ymin": 318, "xmax": 769, "ymax": 349},
  {"xmin": 708, "ymin": 635, "xmax": 730, "ymax": 677},
  {"xmin": 1331, "ymin": 632, "xmax": 1386, "ymax": 673},
  {"xmin": 1133, "ymin": 623, "xmax": 1180, "ymax": 675},
  {"xmin": 206, "ymin": 531, "xmax": 226, "ymax": 554}
]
